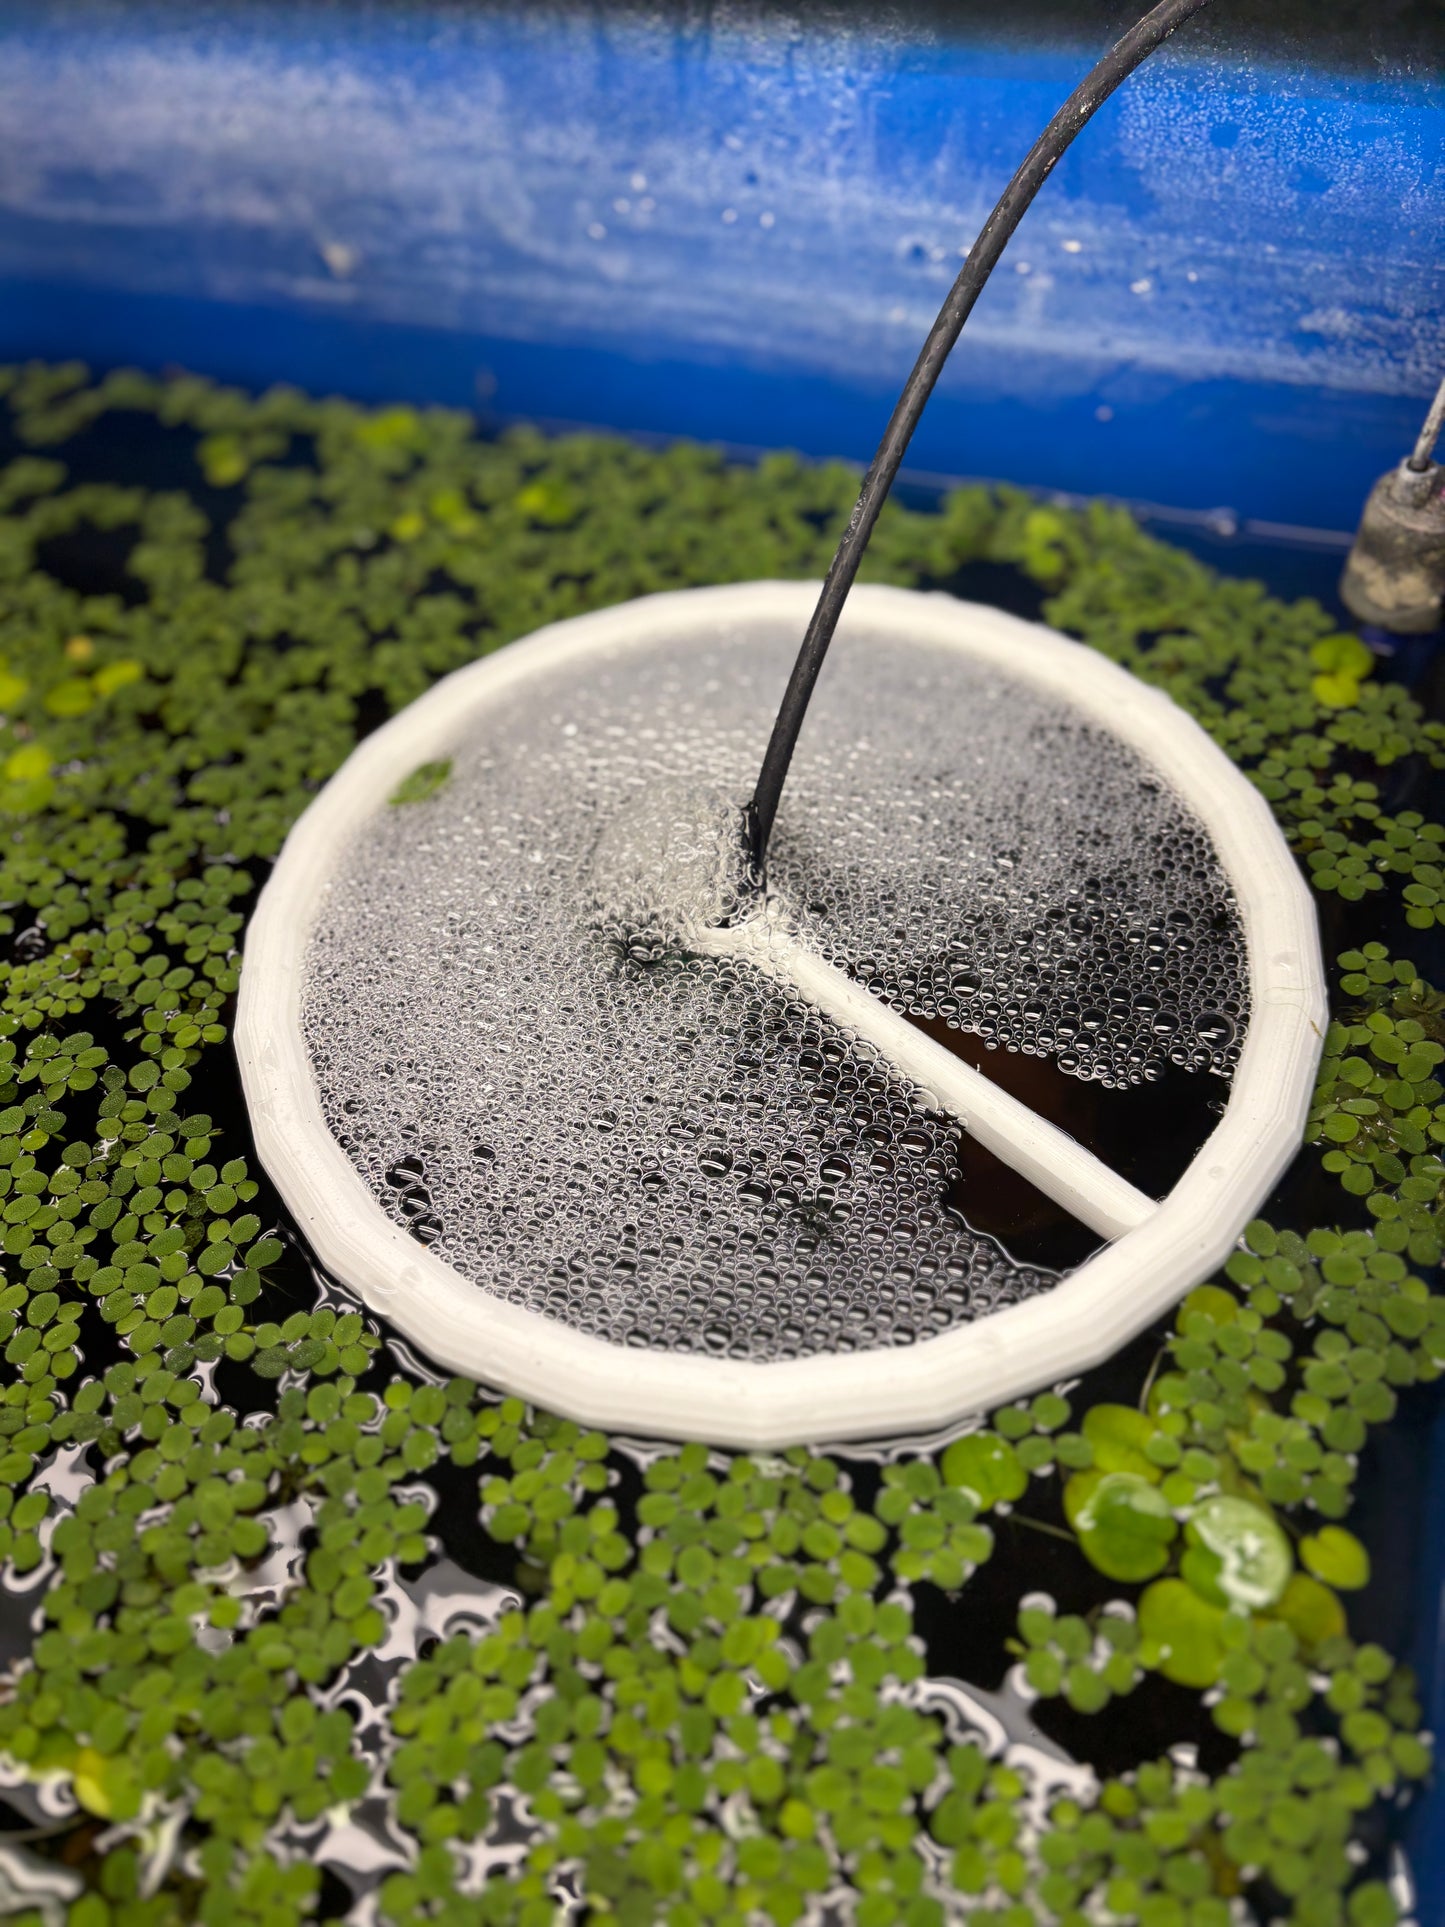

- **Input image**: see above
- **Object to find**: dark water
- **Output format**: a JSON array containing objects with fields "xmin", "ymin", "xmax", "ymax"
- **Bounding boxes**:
[{"xmin": 903, "ymin": 1008, "xmax": 1228, "ymax": 1270}]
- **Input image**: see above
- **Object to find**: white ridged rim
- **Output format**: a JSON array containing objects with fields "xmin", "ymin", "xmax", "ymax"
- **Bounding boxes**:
[{"xmin": 235, "ymin": 582, "xmax": 1326, "ymax": 1447}]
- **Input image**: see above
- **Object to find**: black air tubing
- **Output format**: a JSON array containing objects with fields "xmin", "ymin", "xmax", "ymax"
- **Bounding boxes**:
[{"xmin": 748, "ymin": 0, "xmax": 1215, "ymax": 867}]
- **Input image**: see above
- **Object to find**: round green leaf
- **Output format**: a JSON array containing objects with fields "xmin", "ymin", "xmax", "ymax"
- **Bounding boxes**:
[
  {"xmin": 1300, "ymin": 1525, "xmax": 1371, "ymax": 1591},
  {"xmin": 1080, "ymin": 1403, "xmax": 1161, "ymax": 1480},
  {"xmin": 1270, "ymin": 1572, "xmax": 1347, "ymax": 1650},
  {"xmin": 1067, "ymin": 1471, "xmax": 1177, "ymax": 1583},
  {"xmin": 1138, "ymin": 1579, "xmax": 1229, "ymax": 1689},
  {"xmin": 1186, "ymin": 1496, "xmax": 1292, "ymax": 1610},
  {"xmin": 940, "ymin": 1432, "xmax": 1026, "ymax": 1506}
]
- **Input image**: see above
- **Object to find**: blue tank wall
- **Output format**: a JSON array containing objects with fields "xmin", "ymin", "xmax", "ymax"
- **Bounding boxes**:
[{"xmin": 0, "ymin": 1, "xmax": 1441, "ymax": 530}]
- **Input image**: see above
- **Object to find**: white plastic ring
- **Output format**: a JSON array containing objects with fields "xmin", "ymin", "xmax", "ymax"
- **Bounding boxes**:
[{"xmin": 236, "ymin": 582, "xmax": 1325, "ymax": 1447}]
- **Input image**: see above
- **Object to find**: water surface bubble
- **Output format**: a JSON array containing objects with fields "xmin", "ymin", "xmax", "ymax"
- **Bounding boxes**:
[{"xmin": 303, "ymin": 619, "xmax": 1247, "ymax": 1360}]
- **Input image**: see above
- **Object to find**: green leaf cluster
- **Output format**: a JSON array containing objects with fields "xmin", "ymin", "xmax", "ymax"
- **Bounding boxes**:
[{"xmin": 0, "ymin": 365, "xmax": 1434, "ymax": 1927}]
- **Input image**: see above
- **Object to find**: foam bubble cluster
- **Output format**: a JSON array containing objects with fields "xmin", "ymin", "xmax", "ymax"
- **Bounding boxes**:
[
  {"xmin": 302, "ymin": 615, "xmax": 1248, "ymax": 1360},
  {"xmin": 587, "ymin": 778, "xmax": 758, "ymax": 963}
]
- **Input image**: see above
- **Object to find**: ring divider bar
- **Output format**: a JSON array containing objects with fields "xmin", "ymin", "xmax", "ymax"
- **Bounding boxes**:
[{"xmin": 695, "ymin": 916, "xmax": 1157, "ymax": 1242}]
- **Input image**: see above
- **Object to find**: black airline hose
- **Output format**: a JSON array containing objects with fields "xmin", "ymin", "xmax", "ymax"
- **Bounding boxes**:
[{"xmin": 748, "ymin": 0, "xmax": 1216, "ymax": 868}]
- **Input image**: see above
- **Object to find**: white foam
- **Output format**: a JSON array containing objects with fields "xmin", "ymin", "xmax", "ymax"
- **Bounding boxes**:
[{"xmin": 301, "ymin": 616, "xmax": 1247, "ymax": 1362}]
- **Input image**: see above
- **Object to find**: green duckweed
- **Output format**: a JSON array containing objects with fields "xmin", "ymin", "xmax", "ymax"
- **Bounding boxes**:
[{"xmin": 0, "ymin": 361, "xmax": 1434, "ymax": 1926}]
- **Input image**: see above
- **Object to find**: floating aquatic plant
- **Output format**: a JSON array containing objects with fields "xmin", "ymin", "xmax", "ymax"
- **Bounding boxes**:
[{"xmin": 0, "ymin": 362, "xmax": 1436, "ymax": 1924}]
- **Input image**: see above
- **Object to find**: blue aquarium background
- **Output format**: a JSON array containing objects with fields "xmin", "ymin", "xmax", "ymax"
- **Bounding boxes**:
[
  {"xmin": 0, "ymin": 1, "xmax": 1442, "ymax": 536},
  {"xmin": 1, "ymin": 0, "xmax": 1444, "ymax": 1910}
]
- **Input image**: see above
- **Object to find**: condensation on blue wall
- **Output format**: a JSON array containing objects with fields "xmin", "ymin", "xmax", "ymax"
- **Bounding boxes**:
[{"xmin": 0, "ymin": 4, "xmax": 1442, "ymax": 521}]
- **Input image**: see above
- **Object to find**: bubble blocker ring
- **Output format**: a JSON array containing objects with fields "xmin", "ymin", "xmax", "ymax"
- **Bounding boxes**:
[{"xmin": 236, "ymin": 582, "xmax": 1325, "ymax": 1448}]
